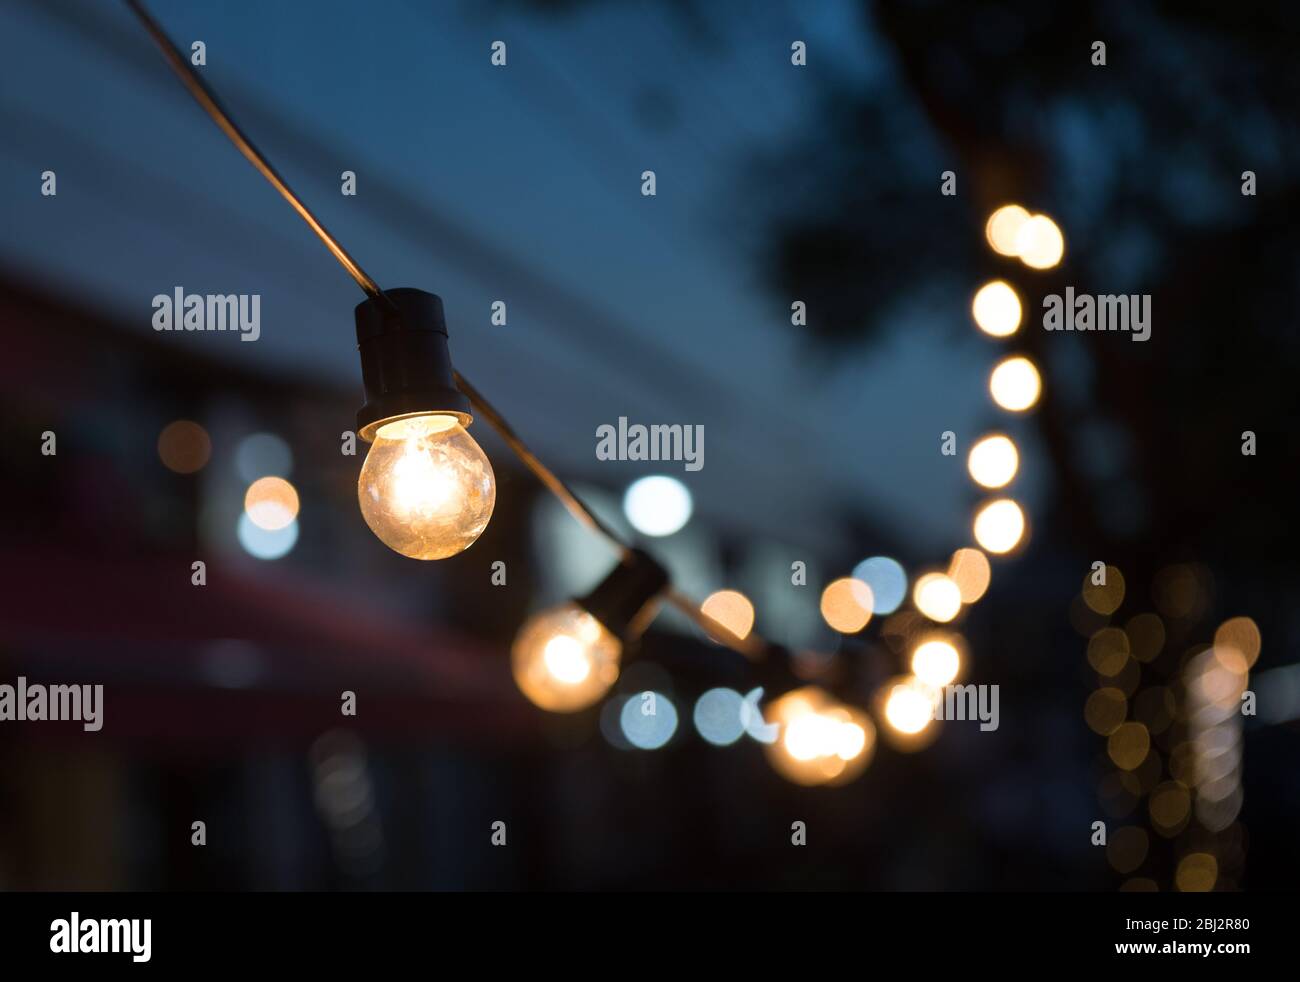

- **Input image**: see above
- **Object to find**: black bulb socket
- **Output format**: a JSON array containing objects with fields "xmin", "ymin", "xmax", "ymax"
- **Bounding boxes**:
[
  {"xmin": 355, "ymin": 287, "xmax": 472, "ymax": 442},
  {"xmin": 577, "ymin": 549, "xmax": 670, "ymax": 641}
]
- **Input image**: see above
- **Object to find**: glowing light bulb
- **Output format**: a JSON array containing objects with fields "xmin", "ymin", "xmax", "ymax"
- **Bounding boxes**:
[
  {"xmin": 989, "ymin": 355, "xmax": 1041, "ymax": 412},
  {"xmin": 542, "ymin": 635, "xmax": 591, "ymax": 684},
  {"xmin": 971, "ymin": 280, "xmax": 1022, "ymax": 337},
  {"xmin": 357, "ymin": 414, "xmax": 495, "ymax": 560},
  {"xmin": 883, "ymin": 678, "xmax": 936, "ymax": 735},
  {"xmin": 512, "ymin": 603, "xmax": 622, "ymax": 712},
  {"xmin": 913, "ymin": 572, "xmax": 962, "ymax": 623},
  {"xmin": 885, "ymin": 689, "xmax": 929, "ymax": 733},
  {"xmin": 985, "ymin": 204, "xmax": 1030, "ymax": 256},
  {"xmin": 973, "ymin": 498, "xmax": 1026, "ymax": 554},
  {"xmin": 820, "ymin": 577, "xmax": 874, "ymax": 633},
  {"xmin": 1014, "ymin": 214, "xmax": 1065, "ymax": 269},
  {"xmin": 967, "ymin": 434, "xmax": 1019, "ymax": 488},
  {"xmin": 762, "ymin": 687, "xmax": 875, "ymax": 786},
  {"xmin": 947, "ymin": 548, "xmax": 991, "ymax": 603},
  {"xmin": 700, "ymin": 589, "xmax": 755, "ymax": 642},
  {"xmin": 875, "ymin": 675, "xmax": 942, "ymax": 751},
  {"xmin": 244, "ymin": 476, "xmax": 299, "ymax": 531},
  {"xmin": 912, "ymin": 638, "xmax": 961, "ymax": 687}
]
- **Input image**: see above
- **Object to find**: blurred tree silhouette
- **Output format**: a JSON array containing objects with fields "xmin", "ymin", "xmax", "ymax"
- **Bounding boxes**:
[
  {"xmin": 505, "ymin": 0, "xmax": 1300, "ymax": 886},
  {"xmin": 762, "ymin": 0, "xmax": 1300, "ymax": 570},
  {"xmin": 512, "ymin": 0, "xmax": 1300, "ymax": 568}
]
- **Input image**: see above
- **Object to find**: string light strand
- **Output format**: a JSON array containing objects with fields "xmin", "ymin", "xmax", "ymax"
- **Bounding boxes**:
[{"xmin": 123, "ymin": 0, "xmax": 781, "ymax": 667}]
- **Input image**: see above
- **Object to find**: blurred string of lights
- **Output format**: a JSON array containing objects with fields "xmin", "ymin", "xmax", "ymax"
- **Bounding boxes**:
[
  {"xmin": 1080, "ymin": 562, "xmax": 1261, "ymax": 892},
  {"xmin": 983, "ymin": 208, "xmax": 1259, "ymax": 890},
  {"xmin": 127, "ymin": 0, "xmax": 1056, "ymax": 785}
]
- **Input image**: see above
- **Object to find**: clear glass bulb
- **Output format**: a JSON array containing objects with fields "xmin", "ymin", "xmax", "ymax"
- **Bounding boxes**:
[
  {"xmin": 512, "ymin": 603, "xmax": 622, "ymax": 712},
  {"xmin": 357, "ymin": 413, "xmax": 495, "ymax": 560}
]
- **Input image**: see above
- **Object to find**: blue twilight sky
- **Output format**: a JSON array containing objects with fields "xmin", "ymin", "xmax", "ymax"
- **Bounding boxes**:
[{"xmin": 0, "ymin": 0, "xmax": 1045, "ymax": 563}]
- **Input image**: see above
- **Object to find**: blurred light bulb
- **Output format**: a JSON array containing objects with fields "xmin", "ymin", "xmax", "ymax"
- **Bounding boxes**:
[
  {"xmin": 883, "ymin": 678, "xmax": 936, "ymax": 735},
  {"xmin": 762, "ymin": 687, "xmax": 875, "ymax": 786},
  {"xmin": 973, "ymin": 498, "xmax": 1026, "ymax": 554},
  {"xmin": 985, "ymin": 204, "xmax": 1030, "ymax": 256},
  {"xmin": 820, "ymin": 577, "xmax": 874, "ymax": 633},
  {"xmin": 875, "ymin": 675, "xmax": 942, "ymax": 751},
  {"xmin": 967, "ymin": 434, "xmax": 1019, "ymax": 488},
  {"xmin": 244, "ymin": 476, "xmax": 300, "ymax": 531},
  {"xmin": 357, "ymin": 414, "xmax": 495, "ymax": 560},
  {"xmin": 912, "ymin": 638, "xmax": 961, "ymax": 687},
  {"xmin": 989, "ymin": 356, "xmax": 1041, "ymax": 412},
  {"xmin": 1014, "ymin": 214, "xmax": 1065, "ymax": 269},
  {"xmin": 623, "ymin": 475, "xmax": 692, "ymax": 536},
  {"xmin": 913, "ymin": 572, "xmax": 962, "ymax": 623},
  {"xmin": 700, "ymin": 589, "xmax": 755, "ymax": 642},
  {"xmin": 947, "ymin": 548, "xmax": 991, "ymax": 603},
  {"xmin": 971, "ymin": 280, "xmax": 1022, "ymax": 337},
  {"xmin": 512, "ymin": 603, "xmax": 622, "ymax": 712}
]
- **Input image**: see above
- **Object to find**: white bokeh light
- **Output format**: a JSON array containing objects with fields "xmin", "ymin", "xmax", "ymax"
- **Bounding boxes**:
[
  {"xmin": 237, "ymin": 513, "xmax": 298, "ymax": 560},
  {"xmin": 622, "ymin": 476, "xmax": 693, "ymax": 537},
  {"xmin": 620, "ymin": 691, "xmax": 679, "ymax": 749},
  {"xmin": 851, "ymin": 556, "xmax": 908, "ymax": 614},
  {"xmin": 693, "ymin": 688, "xmax": 746, "ymax": 746}
]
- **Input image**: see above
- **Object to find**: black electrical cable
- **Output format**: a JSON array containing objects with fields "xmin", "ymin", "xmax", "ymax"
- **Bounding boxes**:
[
  {"xmin": 122, "ymin": 0, "xmax": 781, "ymax": 670},
  {"xmin": 123, "ymin": 0, "xmax": 397, "ymax": 315}
]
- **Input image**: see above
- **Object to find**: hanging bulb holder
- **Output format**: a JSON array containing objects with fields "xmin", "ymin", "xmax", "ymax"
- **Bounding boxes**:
[
  {"xmin": 355, "ymin": 288, "xmax": 473, "ymax": 441},
  {"xmin": 577, "ymin": 549, "xmax": 669, "ymax": 642}
]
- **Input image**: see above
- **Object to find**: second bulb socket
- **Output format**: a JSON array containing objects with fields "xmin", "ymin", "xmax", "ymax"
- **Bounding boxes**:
[{"xmin": 577, "ymin": 549, "xmax": 670, "ymax": 642}]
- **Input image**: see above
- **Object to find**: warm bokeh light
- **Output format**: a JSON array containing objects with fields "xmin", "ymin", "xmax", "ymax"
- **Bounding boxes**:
[
  {"xmin": 700, "ymin": 590, "xmax": 755, "ymax": 642},
  {"xmin": 971, "ymin": 280, "xmax": 1022, "ymax": 337},
  {"xmin": 988, "ymin": 355, "xmax": 1041, "ymax": 412},
  {"xmin": 1085, "ymin": 687, "xmax": 1127, "ymax": 736},
  {"xmin": 967, "ymin": 434, "xmax": 1019, "ymax": 488},
  {"xmin": 358, "ymin": 414, "xmax": 495, "ymax": 560},
  {"xmin": 1087, "ymin": 627, "xmax": 1130, "ymax": 677},
  {"xmin": 511, "ymin": 603, "xmax": 621, "ymax": 712},
  {"xmin": 985, "ymin": 204, "xmax": 1030, "ymax": 257},
  {"xmin": 1149, "ymin": 781, "xmax": 1191, "ymax": 833},
  {"xmin": 972, "ymin": 498, "xmax": 1026, "ymax": 554},
  {"xmin": 947, "ymin": 548, "xmax": 991, "ymax": 603},
  {"xmin": 762, "ymin": 687, "xmax": 876, "ymax": 786},
  {"xmin": 1125, "ymin": 613, "xmax": 1166, "ymax": 663},
  {"xmin": 1082, "ymin": 565, "xmax": 1125, "ymax": 615},
  {"xmin": 820, "ymin": 577, "xmax": 874, "ymax": 633},
  {"xmin": 244, "ymin": 476, "xmax": 300, "ymax": 531},
  {"xmin": 1108, "ymin": 721, "xmax": 1151, "ymax": 770},
  {"xmin": 1190, "ymin": 645, "xmax": 1249, "ymax": 714},
  {"xmin": 911, "ymin": 637, "xmax": 961, "ymax": 688},
  {"xmin": 1175, "ymin": 852, "xmax": 1218, "ymax": 893},
  {"xmin": 882, "ymin": 678, "xmax": 935, "ymax": 734},
  {"xmin": 1014, "ymin": 213, "xmax": 1065, "ymax": 269},
  {"xmin": 623, "ymin": 475, "xmax": 693, "ymax": 537},
  {"xmin": 877, "ymin": 676, "xmax": 941, "ymax": 752},
  {"xmin": 158, "ymin": 419, "xmax": 211, "ymax": 474},
  {"xmin": 1214, "ymin": 616, "xmax": 1262, "ymax": 669},
  {"xmin": 913, "ymin": 572, "xmax": 962, "ymax": 623}
]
